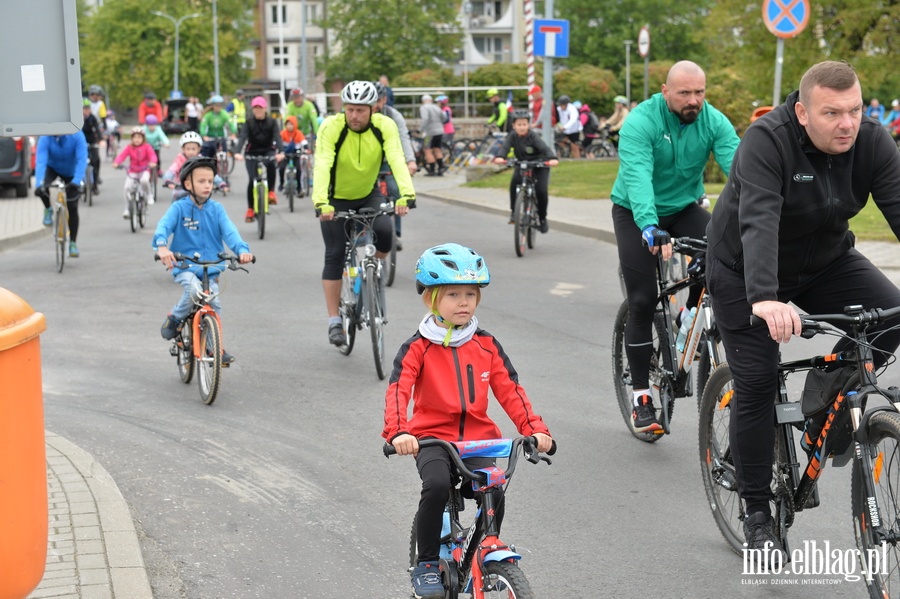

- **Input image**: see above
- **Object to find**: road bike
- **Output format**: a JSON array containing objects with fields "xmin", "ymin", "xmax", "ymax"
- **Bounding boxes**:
[
  {"xmin": 125, "ymin": 171, "xmax": 149, "ymax": 233},
  {"xmin": 384, "ymin": 436, "xmax": 555, "ymax": 599},
  {"xmin": 50, "ymin": 180, "xmax": 78, "ymax": 273},
  {"xmin": 699, "ymin": 305, "xmax": 900, "ymax": 595},
  {"xmin": 335, "ymin": 204, "xmax": 393, "ymax": 380},
  {"xmin": 376, "ymin": 171, "xmax": 398, "ymax": 287},
  {"xmin": 612, "ymin": 237, "xmax": 723, "ymax": 442},
  {"xmin": 282, "ymin": 149, "xmax": 311, "ymax": 213},
  {"xmin": 504, "ymin": 159, "xmax": 550, "ymax": 258},
  {"xmin": 156, "ymin": 252, "xmax": 254, "ymax": 406},
  {"xmin": 247, "ymin": 154, "xmax": 278, "ymax": 240}
]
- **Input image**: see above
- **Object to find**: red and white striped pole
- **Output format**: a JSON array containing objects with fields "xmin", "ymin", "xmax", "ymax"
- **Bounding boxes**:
[{"xmin": 524, "ymin": 0, "xmax": 535, "ymax": 115}]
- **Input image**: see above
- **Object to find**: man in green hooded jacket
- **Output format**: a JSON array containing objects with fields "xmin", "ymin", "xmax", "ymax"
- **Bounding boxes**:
[{"xmin": 611, "ymin": 60, "xmax": 739, "ymax": 434}]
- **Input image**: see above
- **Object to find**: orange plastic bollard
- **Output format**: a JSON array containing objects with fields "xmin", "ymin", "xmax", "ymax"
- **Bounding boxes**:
[
  {"xmin": 750, "ymin": 106, "xmax": 775, "ymax": 123},
  {"xmin": 0, "ymin": 288, "xmax": 48, "ymax": 599}
]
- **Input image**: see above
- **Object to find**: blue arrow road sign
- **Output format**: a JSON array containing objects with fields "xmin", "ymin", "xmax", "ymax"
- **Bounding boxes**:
[{"xmin": 534, "ymin": 19, "xmax": 569, "ymax": 58}]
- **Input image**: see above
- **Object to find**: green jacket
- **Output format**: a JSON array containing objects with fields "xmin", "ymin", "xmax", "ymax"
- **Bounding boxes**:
[
  {"xmin": 284, "ymin": 100, "xmax": 320, "ymax": 138},
  {"xmin": 312, "ymin": 112, "xmax": 415, "ymax": 212},
  {"xmin": 611, "ymin": 93, "xmax": 739, "ymax": 230}
]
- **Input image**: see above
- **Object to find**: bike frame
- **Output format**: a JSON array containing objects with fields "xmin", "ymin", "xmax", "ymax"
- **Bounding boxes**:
[
  {"xmin": 770, "ymin": 307, "xmax": 900, "ymax": 532},
  {"xmin": 386, "ymin": 437, "xmax": 552, "ymax": 599}
]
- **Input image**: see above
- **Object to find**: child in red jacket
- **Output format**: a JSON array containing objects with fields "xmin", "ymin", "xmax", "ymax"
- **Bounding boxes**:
[{"xmin": 383, "ymin": 243, "xmax": 552, "ymax": 599}]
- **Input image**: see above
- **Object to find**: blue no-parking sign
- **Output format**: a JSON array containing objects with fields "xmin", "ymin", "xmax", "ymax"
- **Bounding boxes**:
[{"xmin": 534, "ymin": 19, "xmax": 569, "ymax": 58}]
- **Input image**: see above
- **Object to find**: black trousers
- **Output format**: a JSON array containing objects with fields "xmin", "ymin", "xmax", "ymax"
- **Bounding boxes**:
[
  {"xmin": 319, "ymin": 190, "xmax": 392, "ymax": 280},
  {"xmin": 706, "ymin": 249, "xmax": 900, "ymax": 516},
  {"xmin": 612, "ymin": 202, "xmax": 708, "ymax": 389},
  {"xmin": 414, "ymin": 445, "xmax": 504, "ymax": 563}
]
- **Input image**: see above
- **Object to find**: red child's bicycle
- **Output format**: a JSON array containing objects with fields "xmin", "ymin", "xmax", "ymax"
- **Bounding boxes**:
[
  {"xmin": 155, "ymin": 252, "xmax": 253, "ymax": 405},
  {"xmin": 385, "ymin": 437, "xmax": 555, "ymax": 598}
]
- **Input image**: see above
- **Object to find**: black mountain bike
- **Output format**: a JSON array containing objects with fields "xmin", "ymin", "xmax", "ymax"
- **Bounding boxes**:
[
  {"xmin": 699, "ymin": 304, "xmax": 900, "ymax": 596},
  {"xmin": 505, "ymin": 159, "xmax": 550, "ymax": 258},
  {"xmin": 612, "ymin": 237, "xmax": 722, "ymax": 442}
]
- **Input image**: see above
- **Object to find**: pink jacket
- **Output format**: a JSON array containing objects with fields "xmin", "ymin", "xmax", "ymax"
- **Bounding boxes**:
[{"xmin": 114, "ymin": 143, "xmax": 156, "ymax": 174}]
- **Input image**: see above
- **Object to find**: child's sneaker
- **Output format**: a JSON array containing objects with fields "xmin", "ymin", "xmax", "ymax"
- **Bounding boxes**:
[
  {"xmin": 245, "ymin": 208, "xmax": 255, "ymax": 223},
  {"xmin": 632, "ymin": 394, "xmax": 663, "ymax": 433},
  {"xmin": 268, "ymin": 190, "xmax": 278, "ymax": 205},
  {"xmin": 161, "ymin": 314, "xmax": 182, "ymax": 340},
  {"xmin": 42, "ymin": 208, "xmax": 53, "ymax": 226},
  {"xmin": 411, "ymin": 561, "xmax": 443, "ymax": 599},
  {"xmin": 222, "ymin": 351, "xmax": 235, "ymax": 366}
]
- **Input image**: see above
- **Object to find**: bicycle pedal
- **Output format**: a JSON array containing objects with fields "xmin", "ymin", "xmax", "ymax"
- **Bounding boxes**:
[{"xmin": 169, "ymin": 345, "xmax": 178, "ymax": 357}]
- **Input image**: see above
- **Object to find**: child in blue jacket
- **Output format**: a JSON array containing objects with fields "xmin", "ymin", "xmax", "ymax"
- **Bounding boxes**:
[{"xmin": 152, "ymin": 156, "xmax": 253, "ymax": 364}]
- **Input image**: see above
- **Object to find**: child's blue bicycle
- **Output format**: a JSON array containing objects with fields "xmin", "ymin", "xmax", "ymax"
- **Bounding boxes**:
[{"xmin": 385, "ymin": 436, "xmax": 555, "ymax": 599}]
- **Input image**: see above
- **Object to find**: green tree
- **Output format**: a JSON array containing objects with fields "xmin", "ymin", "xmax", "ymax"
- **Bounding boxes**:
[
  {"xmin": 322, "ymin": 0, "xmax": 462, "ymax": 83},
  {"xmin": 79, "ymin": 0, "xmax": 253, "ymax": 113},
  {"xmin": 554, "ymin": 64, "xmax": 619, "ymax": 113},
  {"xmin": 702, "ymin": 0, "xmax": 900, "ymax": 128},
  {"xmin": 553, "ymin": 0, "xmax": 711, "ymax": 72}
]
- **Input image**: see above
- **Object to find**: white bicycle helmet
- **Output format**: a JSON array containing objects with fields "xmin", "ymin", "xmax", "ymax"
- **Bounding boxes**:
[
  {"xmin": 180, "ymin": 131, "xmax": 202, "ymax": 147},
  {"xmin": 340, "ymin": 80, "xmax": 379, "ymax": 106}
]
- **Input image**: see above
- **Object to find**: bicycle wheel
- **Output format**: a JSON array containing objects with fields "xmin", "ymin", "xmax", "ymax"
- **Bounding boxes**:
[
  {"xmin": 138, "ymin": 197, "xmax": 147, "ymax": 229},
  {"xmin": 339, "ymin": 269, "xmax": 358, "ymax": 356},
  {"xmin": 299, "ymin": 163, "xmax": 310, "ymax": 198},
  {"xmin": 256, "ymin": 180, "xmax": 266, "ymax": 240},
  {"xmin": 129, "ymin": 195, "xmax": 137, "ymax": 233},
  {"xmin": 54, "ymin": 204, "xmax": 67, "ymax": 273},
  {"xmin": 699, "ymin": 364, "xmax": 786, "ymax": 555},
  {"xmin": 84, "ymin": 165, "xmax": 93, "ymax": 206},
  {"xmin": 482, "ymin": 561, "xmax": 535, "ymax": 599},
  {"xmin": 525, "ymin": 192, "xmax": 537, "ymax": 250},
  {"xmin": 365, "ymin": 262, "xmax": 387, "ymax": 380},
  {"xmin": 612, "ymin": 299, "xmax": 671, "ymax": 443},
  {"xmin": 513, "ymin": 188, "xmax": 527, "ymax": 257},
  {"xmin": 384, "ymin": 220, "xmax": 397, "ymax": 287},
  {"xmin": 196, "ymin": 313, "xmax": 221, "ymax": 405},
  {"xmin": 176, "ymin": 322, "xmax": 194, "ymax": 384},
  {"xmin": 853, "ymin": 410, "xmax": 900, "ymax": 598},
  {"xmin": 285, "ymin": 171, "xmax": 296, "ymax": 213}
]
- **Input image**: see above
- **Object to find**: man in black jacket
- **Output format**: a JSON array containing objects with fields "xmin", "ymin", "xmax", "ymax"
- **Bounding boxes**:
[{"xmin": 706, "ymin": 61, "xmax": 900, "ymax": 563}]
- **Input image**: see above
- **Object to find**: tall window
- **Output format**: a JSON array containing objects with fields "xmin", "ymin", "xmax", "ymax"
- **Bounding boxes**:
[
  {"xmin": 305, "ymin": 3, "xmax": 319, "ymax": 22},
  {"xmin": 273, "ymin": 46, "xmax": 290, "ymax": 67},
  {"xmin": 270, "ymin": 4, "xmax": 287, "ymax": 25}
]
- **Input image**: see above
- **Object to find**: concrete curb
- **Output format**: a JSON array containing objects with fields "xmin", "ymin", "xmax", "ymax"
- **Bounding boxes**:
[
  {"xmin": 0, "ymin": 227, "xmax": 48, "ymax": 253},
  {"xmin": 38, "ymin": 432, "xmax": 153, "ymax": 599}
]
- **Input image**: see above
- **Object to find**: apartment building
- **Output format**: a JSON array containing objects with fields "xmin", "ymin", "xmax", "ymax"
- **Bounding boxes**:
[{"xmin": 252, "ymin": 0, "xmax": 328, "ymax": 94}]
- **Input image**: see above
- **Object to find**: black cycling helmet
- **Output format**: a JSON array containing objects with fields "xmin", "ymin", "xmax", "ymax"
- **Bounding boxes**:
[
  {"xmin": 179, "ymin": 156, "xmax": 218, "ymax": 187},
  {"xmin": 557, "ymin": 95, "xmax": 570, "ymax": 104},
  {"xmin": 510, "ymin": 109, "xmax": 530, "ymax": 121},
  {"xmin": 145, "ymin": 92, "xmax": 157, "ymax": 100}
]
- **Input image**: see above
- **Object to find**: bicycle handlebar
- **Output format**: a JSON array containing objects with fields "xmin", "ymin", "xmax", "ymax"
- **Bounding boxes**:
[
  {"xmin": 750, "ymin": 304, "xmax": 900, "ymax": 337},
  {"xmin": 383, "ymin": 437, "xmax": 556, "ymax": 483},
  {"xmin": 154, "ymin": 251, "xmax": 256, "ymax": 268},
  {"xmin": 671, "ymin": 236, "xmax": 708, "ymax": 253},
  {"xmin": 501, "ymin": 159, "xmax": 553, "ymax": 169},
  {"xmin": 333, "ymin": 204, "xmax": 395, "ymax": 220}
]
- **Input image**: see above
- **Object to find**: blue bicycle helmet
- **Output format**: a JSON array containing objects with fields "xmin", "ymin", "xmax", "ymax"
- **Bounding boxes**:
[{"xmin": 415, "ymin": 243, "xmax": 490, "ymax": 295}]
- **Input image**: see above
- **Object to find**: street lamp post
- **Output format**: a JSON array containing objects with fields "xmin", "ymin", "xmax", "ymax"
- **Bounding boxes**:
[{"xmin": 151, "ymin": 10, "xmax": 202, "ymax": 98}]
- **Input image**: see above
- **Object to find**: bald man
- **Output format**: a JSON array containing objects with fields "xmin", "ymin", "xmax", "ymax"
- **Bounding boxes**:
[{"xmin": 610, "ymin": 60, "xmax": 740, "ymax": 434}]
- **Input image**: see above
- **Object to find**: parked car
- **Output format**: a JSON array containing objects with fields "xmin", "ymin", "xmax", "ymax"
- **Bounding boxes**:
[
  {"xmin": 0, "ymin": 136, "xmax": 33, "ymax": 197},
  {"xmin": 163, "ymin": 99, "xmax": 190, "ymax": 135}
]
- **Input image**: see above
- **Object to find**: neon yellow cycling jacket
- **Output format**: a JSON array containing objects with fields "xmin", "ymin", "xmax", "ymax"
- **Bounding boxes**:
[{"xmin": 312, "ymin": 112, "xmax": 415, "ymax": 212}]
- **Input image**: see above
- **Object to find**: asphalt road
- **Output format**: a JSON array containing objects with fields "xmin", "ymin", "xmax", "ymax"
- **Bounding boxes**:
[{"xmin": 1, "ymin": 146, "xmax": 883, "ymax": 598}]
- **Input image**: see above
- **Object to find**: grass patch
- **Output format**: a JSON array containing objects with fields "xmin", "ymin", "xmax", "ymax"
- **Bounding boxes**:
[{"xmin": 464, "ymin": 160, "xmax": 894, "ymax": 241}]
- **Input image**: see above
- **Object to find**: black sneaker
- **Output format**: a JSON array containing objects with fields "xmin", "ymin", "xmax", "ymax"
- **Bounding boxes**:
[
  {"xmin": 508, "ymin": 212, "xmax": 515, "ymax": 224},
  {"xmin": 540, "ymin": 219, "xmax": 549, "ymax": 234},
  {"xmin": 632, "ymin": 395, "xmax": 663, "ymax": 433},
  {"xmin": 222, "ymin": 351, "xmax": 235, "ymax": 366},
  {"xmin": 328, "ymin": 323, "xmax": 346, "ymax": 346},
  {"xmin": 161, "ymin": 314, "xmax": 182, "ymax": 340},
  {"xmin": 411, "ymin": 561, "xmax": 443, "ymax": 598},
  {"xmin": 743, "ymin": 512, "xmax": 788, "ymax": 569}
]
